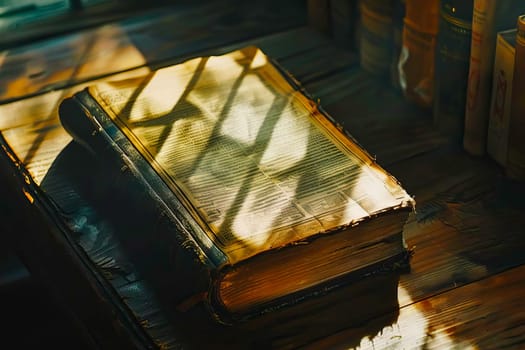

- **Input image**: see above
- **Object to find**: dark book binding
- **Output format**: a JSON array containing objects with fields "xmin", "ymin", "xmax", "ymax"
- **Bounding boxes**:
[
  {"xmin": 433, "ymin": 0, "xmax": 474, "ymax": 140},
  {"xmin": 507, "ymin": 15, "xmax": 525, "ymax": 179},
  {"xmin": 358, "ymin": 0, "xmax": 397, "ymax": 75}
]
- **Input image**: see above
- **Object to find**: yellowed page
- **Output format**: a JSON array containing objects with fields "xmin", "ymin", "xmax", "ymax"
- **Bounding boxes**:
[{"xmin": 90, "ymin": 47, "xmax": 413, "ymax": 263}]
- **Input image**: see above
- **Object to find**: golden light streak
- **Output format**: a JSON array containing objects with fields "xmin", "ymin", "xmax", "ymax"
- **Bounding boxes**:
[{"xmin": 352, "ymin": 286, "xmax": 479, "ymax": 350}]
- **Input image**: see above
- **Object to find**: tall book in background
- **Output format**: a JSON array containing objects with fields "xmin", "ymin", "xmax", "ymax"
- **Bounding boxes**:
[
  {"xmin": 330, "ymin": 0, "xmax": 358, "ymax": 49},
  {"xmin": 358, "ymin": 0, "xmax": 396, "ymax": 75},
  {"xmin": 487, "ymin": 29, "xmax": 516, "ymax": 167},
  {"xmin": 463, "ymin": 0, "xmax": 525, "ymax": 156},
  {"xmin": 433, "ymin": 0, "xmax": 474, "ymax": 140},
  {"xmin": 57, "ymin": 47, "xmax": 415, "ymax": 322},
  {"xmin": 390, "ymin": 0, "xmax": 405, "ymax": 91},
  {"xmin": 308, "ymin": 0, "xmax": 332, "ymax": 35},
  {"xmin": 398, "ymin": 0, "xmax": 439, "ymax": 107},
  {"xmin": 507, "ymin": 15, "xmax": 525, "ymax": 179}
]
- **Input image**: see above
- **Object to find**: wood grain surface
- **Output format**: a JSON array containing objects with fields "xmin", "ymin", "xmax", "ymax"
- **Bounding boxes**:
[{"xmin": 0, "ymin": 2, "xmax": 524, "ymax": 349}]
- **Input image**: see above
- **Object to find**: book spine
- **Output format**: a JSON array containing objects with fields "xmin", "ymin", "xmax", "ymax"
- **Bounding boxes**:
[
  {"xmin": 433, "ymin": 0, "xmax": 474, "ymax": 141},
  {"xmin": 398, "ymin": 0, "xmax": 439, "ymax": 107},
  {"xmin": 390, "ymin": 0, "xmax": 405, "ymax": 91},
  {"xmin": 308, "ymin": 0, "xmax": 332, "ymax": 35},
  {"xmin": 487, "ymin": 30, "xmax": 516, "ymax": 167},
  {"xmin": 330, "ymin": 0, "xmax": 358, "ymax": 49},
  {"xmin": 358, "ymin": 0, "xmax": 396, "ymax": 75},
  {"xmin": 59, "ymin": 94, "xmax": 226, "ymax": 315},
  {"xmin": 464, "ymin": 0, "xmax": 525, "ymax": 156},
  {"xmin": 507, "ymin": 15, "xmax": 525, "ymax": 179}
]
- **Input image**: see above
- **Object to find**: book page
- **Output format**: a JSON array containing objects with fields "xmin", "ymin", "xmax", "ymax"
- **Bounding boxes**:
[{"xmin": 91, "ymin": 47, "xmax": 412, "ymax": 263}]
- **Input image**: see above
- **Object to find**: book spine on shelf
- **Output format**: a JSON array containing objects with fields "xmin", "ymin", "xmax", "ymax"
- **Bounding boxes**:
[
  {"xmin": 308, "ymin": 0, "xmax": 332, "ymax": 35},
  {"xmin": 487, "ymin": 30, "xmax": 516, "ymax": 167},
  {"xmin": 464, "ymin": 0, "xmax": 525, "ymax": 156},
  {"xmin": 433, "ymin": 0, "xmax": 474, "ymax": 141},
  {"xmin": 398, "ymin": 0, "xmax": 439, "ymax": 107},
  {"xmin": 330, "ymin": 0, "xmax": 358, "ymax": 49},
  {"xmin": 507, "ymin": 15, "xmax": 525, "ymax": 179},
  {"xmin": 390, "ymin": 0, "xmax": 405, "ymax": 91},
  {"xmin": 358, "ymin": 0, "xmax": 396, "ymax": 75}
]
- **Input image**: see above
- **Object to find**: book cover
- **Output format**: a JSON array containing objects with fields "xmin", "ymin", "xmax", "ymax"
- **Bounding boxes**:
[
  {"xmin": 507, "ymin": 15, "xmax": 525, "ymax": 179},
  {"xmin": 464, "ymin": 0, "xmax": 525, "ymax": 156},
  {"xmin": 433, "ymin": 0, "xmax": 474, "ymax": 140},
  {"xmin": 58, "ymin": 46, "xmax": 414, "ymax": 322},
  {"xmin": 487, "ymin": 29, "xmax": 516, "ymax": 167},
  {"xmin": 390, "ymin": 0, "xmax": 405, "ymax": 91},
  {"xmin": 398, "ymin": 0, "xmax": 439, "ymax": 107},
  {"xmin": 358, "ymin": 0, "xmax": 396, "ymax": 75}
]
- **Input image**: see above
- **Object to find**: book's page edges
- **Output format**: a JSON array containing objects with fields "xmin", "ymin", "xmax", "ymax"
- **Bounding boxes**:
[
  {"xmin": 61, "ymin": 92, "xmax": 227, "ymax": 268},
  {"xmin": 83, "ymin": 46, "xmax": 414, "ymax": 265},
  {"xmin": 212, "ymin": 243, "xmax": 412, "ymax": 323}
]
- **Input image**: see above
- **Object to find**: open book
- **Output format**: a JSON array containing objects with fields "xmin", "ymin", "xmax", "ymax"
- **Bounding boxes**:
[{"xmin": 58, "ymin": 46, "xmax": 414, "ymax": 322}]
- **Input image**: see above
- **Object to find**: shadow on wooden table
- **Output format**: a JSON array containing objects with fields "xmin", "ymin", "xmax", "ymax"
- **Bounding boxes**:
[{"xmin": 37, "ymin": 138, "xmax": 405, "ymax": 349}]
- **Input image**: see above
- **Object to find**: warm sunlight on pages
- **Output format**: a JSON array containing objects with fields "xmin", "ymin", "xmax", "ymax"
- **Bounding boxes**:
[
  {"xmin": 92, "ymin": 47, "xmax": 411, "ymax": 264},
  {"xmin": 50, "ymin": 46, "xmax": 414, "ymax": 315}
]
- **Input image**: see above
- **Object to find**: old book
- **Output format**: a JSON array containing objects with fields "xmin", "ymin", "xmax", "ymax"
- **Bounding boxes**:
[
  {"xmin": 358, "ymin": 0, "xmax": 396, "ymax": 75},
  {"xmin": 433, "ymin": 0, "xmax": 474, "ymax": 140},
  {"xmin": 507, "ymin": 15, "xmax": 525, "ymax": 179},
  {"xmin": 390, "ymin": 0, "xmax": 405, "ymax": 91},
  {"xmin": 58, "ymin": 47, "xmax": 414, "ymax": 322},
  {"xmin": 464, "ymin": 0, "xmax": 525, "ymax": 156},
  {"xmin": 398, "ymin": 0, "xmax": 439, "ymax": 107},
  {"xmin": 487, "ymin": 29, "xmax": 516, "ymax": 167}
]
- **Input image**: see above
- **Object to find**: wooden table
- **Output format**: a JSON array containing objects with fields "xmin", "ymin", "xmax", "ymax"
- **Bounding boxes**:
[{"xmin": 0, "ymin": 1, "xmax": 524, "ymax": 349}]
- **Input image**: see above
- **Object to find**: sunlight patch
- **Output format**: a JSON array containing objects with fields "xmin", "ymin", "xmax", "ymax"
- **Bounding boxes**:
[
  {"xmin": 353, "ymin": 286, "xmax": 479, "ymax": 350},
  {"xmin": 231, "ymin": 175, "xmax": 300, "ymax": 249},
  {"xmin": 259, "ymin": 102, "xmax": 309, "ymax": 175},
  {"xmin": 219, "ymin": 74, "xmax": 275, "ymax": 146}
]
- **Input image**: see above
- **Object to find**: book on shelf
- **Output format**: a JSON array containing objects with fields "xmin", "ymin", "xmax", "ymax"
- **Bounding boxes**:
[
  {"xmin": 55, "ymin": 46, "xmax": 414, "ymax": 322},
  {"xmin": 358, "ymin": 0, "xmax": 396, "ymax": 75},
  {"xmin": 463, "ymin": 0, "xmax": 525, "ymax": 156},
  {"xmin": 307, "ymin": 0, "xmax": 332, "ymax": 35},
  {"xmin": 330, "ymin": 0, "xmax": 359, "ymax": 49},
  {"xmin": 507, "ymin": 15, "xmax": 525, "ymax": 179},
  {"xmin": 433, "ymin": 0, "xmax": 474, "ymax": 140},
  {"xmin": 487, "ymin": 29, "xmax": 516, "ymax": 167},
  {"xmin": 390, "ymin": 0, "xmax": 405, "ymax": 91},
  {"xmin": 398, "ymin": 0, "xmax": 439, "ymax": 107}
]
